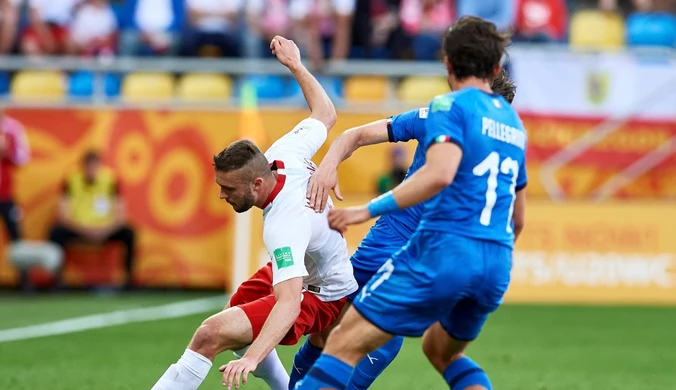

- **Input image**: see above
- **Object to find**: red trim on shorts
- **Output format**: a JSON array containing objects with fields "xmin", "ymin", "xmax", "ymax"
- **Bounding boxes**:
[{"xmin": 262, "ymin": 160, "xmax": 286, "ymax": 208}]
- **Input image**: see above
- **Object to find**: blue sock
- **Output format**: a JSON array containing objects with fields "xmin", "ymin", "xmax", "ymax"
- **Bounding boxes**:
[
  {"xmin": 295, "ymin": 354, "xmax": 353, "ymax": 390},
  {"xmin": 346, "ymin": 336, "xmax": 404, "ymax": 390},
  {"xmin": 288, "ymin": 338, "xmax": 324, "ymax": 389},
  {"xmin": 443, "ymin": 357, "xmax": 492, "ymax": 390}
]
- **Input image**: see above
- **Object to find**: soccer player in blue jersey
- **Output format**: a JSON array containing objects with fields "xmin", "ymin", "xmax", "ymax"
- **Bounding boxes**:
[
  {"xmin": 296, "ymin": 16, "xmax": 527, "ymax": 390},
  {"xmin": 287, "ymin": 70, "xmax": 516, "ymax": 390}
]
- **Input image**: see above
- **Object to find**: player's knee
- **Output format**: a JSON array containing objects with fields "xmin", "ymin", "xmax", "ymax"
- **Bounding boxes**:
[
  {"xmin": 308, "ymin": 331, "xmax": 328, "ymax": 350},
  {"xmin": 324, "ymin": 323, "xmax": 355, "ymax": 353},
  {"xmin": 189, "ymin": 309, "xmax": 251, "ymax": 359},
  {"xmin": 424, "ymin": 346, "xmax": 465, "ymax": 374},
  {"xmin": 189, "ymin": 320, "xmax": 224, "ymax": 358},
  {"xmin": 422, "ymin": 329, "xmax": 468, "ymax": 373}
]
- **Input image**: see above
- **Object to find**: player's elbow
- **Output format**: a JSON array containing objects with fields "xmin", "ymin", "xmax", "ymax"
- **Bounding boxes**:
[
  {"xmin": 431, "ymin": 166, "xmax": 456, "ymax": 189},
  {"xmin": 313, "ymin": 104, "xmax": 337, "ymax": 131},
  {"xmin": 277, "ymin": 294, "xmax": 302, "ymax": 318}
]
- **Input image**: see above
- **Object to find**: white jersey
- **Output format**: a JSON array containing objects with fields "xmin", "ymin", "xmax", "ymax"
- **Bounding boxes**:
[{"xmin": 262, "ymin": 118, "xmax": 358, "ymax": 302}]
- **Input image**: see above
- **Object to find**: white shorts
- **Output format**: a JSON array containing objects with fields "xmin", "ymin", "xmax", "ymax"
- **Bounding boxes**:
[{"xmin": 289, "ymin": 0, "xmax": 355, "ymax": 19}]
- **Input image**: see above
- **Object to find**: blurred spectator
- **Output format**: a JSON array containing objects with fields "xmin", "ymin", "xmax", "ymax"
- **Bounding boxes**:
[
  {"xmin": 70, "ymin": 0, "xmax": 118, "ymax": 56},
  {"xmin": 119, "ymin": 0, "xmax": 184, "ymax": 56},
  {"xmin": 0, "ymin": 109, "xmax": 31, "ymax": 288},
  {"xmin": 625, "ymin": 0, "xmax": 676, "ymax": 47},
  {"xmin": 49, "ymin": 151, "xmax": 136, "ymax": 289},
  {"xmin": 291, "ymin": 0, "xmax": 356, "ymax": 70},
  {"xmin": 456, "ymin": 0, "xmax": 516, "ymax": 32},
  {"xmin": 182, "ymin": 0, "xmax": 242, "ymax": 57},
  {"xmin": 377, "ymin": 147, "xmax": 408, "ymax": 194},
  {"xmin": 245, "ymin": 0, "xmax": 291, "ymax": 58},
  {"xmin": 0, "ymin": 0, "xmax": 20, "ymax": 54},
  {"xmin": 514, "ymin": 0, "xmax": 568, "ymax": 42},
  {"xmin": 400, "ymin": 0, "xmax": 454, "ymax": 60},
  {"xmin": 21, "ymin": 0, "xmax": 82, "ymax": 55},
  {"xmin": 356, "ymin": 0, "xmax": 411, "ymax": 59},
  {"xmin": 599, "ymin": 0, "xmax": 675, "ymax": 12}
]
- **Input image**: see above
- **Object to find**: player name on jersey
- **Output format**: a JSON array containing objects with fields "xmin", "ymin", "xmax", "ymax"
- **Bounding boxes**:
[{"xmin": 482, "ymin": 117, "xmax": 526, "ymax": 150}]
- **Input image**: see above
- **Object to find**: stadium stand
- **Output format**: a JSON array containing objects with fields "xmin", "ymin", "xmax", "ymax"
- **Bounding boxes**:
[
  {"xmin": 11, "ymin": 71, "xmax": 66, "ymax": 101},
  {"xmin": 121, "ymin": 72, "xmax": 175, "ymax": 102},
  {"xmin": 626, "ymin": 12, "xmax": 676, "ymax": 47},
  {"xmin": 177, "ymin": 73, "xmax": 233, "ymax": 102},
  {"xmin": 397, "ymin": 76, "xmax": 450, "ymax": 104},
  {"xmin": 570, "ymin": 9, "xmax": 626, "ymax": 50},
  {"xmin": 344, "ymin": 75, "xmax": 389, "ymax": 102}
]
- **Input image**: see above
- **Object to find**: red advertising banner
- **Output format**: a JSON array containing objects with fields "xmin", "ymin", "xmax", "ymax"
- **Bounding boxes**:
[{"xmin": 1, "ymin": 108, "xmax": 674, "ymax": 291}]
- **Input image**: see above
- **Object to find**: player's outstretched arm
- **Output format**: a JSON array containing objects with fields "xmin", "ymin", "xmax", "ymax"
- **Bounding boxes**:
[
  {"xmin": 327, "ymin": 142, "xmax": 460, "ymax": 231},
  {"xmin": 307, "ymin": 119, "xmax": 390, "ymax": 212},
  {"xmin": 271, "ymin": 35, "xmax": 336, "ymax": 131},
  {"xmin": 220, "ymin": 277, "xmax": 303, "ymax": 389},
  {"xmin": 328, "ymin": 97, "xmax": 466, "ymax": 232}
]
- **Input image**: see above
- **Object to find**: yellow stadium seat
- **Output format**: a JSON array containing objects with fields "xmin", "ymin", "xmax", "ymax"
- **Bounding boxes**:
[
  {"xmin": 177, "ymin": 73, "xmax": 232, "ymax": 102},
  {"xmin": 570, "ymin": 10, "xmax": 625, "ymax": 50},
  {"xmin": 344, "ymin": 76, "xmax": 389, "ymax": 102},
  {"xmin": 121, "ymin": 72, "xmax": 175, "ymax": 102},
  {"xmin": 398, "ymin": 76, "xmax": 450, "ymax": 104},
  {"xmin": 11, "ymin": 71, "xmax": 66, "ymax": 101}
]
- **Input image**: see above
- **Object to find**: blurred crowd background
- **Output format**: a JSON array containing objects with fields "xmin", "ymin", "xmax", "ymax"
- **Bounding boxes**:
[
  {"xmin": 0, "ymin": 0, "xmax": 675, "ymax": 304},
  {"xmin": 0, "ymin": 0, "xmax": 674, "ymax": 63}
]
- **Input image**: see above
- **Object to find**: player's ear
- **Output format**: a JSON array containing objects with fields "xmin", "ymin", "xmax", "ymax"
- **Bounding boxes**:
[
  {"xmin": 443, "ymin": 56, "xmax": 452, "ymax": 74},
  {"xmin": 252, "ymin": 176, "xmax": 264, "ymax": 190},
  {"xmin": 492, "ymin": 66, "xmax": 501, "ymax": 80}
]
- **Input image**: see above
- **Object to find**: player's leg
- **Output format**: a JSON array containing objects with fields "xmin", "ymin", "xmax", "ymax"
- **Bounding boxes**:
[
  {"xmin": 346, "ymin": 225, "xmax": 408, "ymax": 390},
  {"xmin": 154, "ymin": 263, "xmax": 288, "ymax": 390},
  {"xmin": 424, "ymin": 240, "xmax": 512, "ymax": 390},
  {"xmin": 423, "ymin": 317, "xmax": 490, "ymax": 390},
  {"xmin": 232, "ymin": 344, "xmax": 289, "ymax": 390},
  {"xmin": 297, "ymin": 232, "xmax": 446, "ymax": 390},
  {"xmin": 296, "ymin": 305, "xmax": 394, "ymax": 390},
  {"xmin": 288, "ymin": 312, "xmax": 338, "ymax": 389},
  {"xmin": 289, "ymin": 224, "xmax": 406, "ymax": 389},
  {"xmin": 152, "ymin": 306, "xmax": 254, "ymax": 390},
  {"xmin": 345, "ymin": 263, "xmax": 405, "ymax": 390},
  {"xmin": 227, "ymin": 263, "xmax": 290, "ymax": 390},
  {"xmin": 297, "ymin": 300, "xmax": 405, "ymax": 390}
]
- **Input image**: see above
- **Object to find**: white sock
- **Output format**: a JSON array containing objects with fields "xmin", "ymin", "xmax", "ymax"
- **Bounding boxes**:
[
  {"xmin": 152, "ymin": 349, "xmax": 213, "ymax": 390},
  {"xmin": 234, "ymin": 346, "xmax": 290, "ymax": 390}
]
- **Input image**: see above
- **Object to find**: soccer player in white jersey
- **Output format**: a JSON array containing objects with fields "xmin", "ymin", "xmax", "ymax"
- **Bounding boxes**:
[{"xmin": 151, "ymin": 35, "xmax": 358, "ymax": 390}]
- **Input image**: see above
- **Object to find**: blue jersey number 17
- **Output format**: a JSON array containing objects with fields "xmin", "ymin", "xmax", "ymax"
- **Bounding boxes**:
[{"xmin": 472, "ymin": 151, "xmax": 519, "ymax": 233}]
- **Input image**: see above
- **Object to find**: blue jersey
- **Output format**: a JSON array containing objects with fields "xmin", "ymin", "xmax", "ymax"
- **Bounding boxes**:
[
  {"xmin": 377, "ymin": 108, "xmax": 429, "ymax": 239},
  {"xmin": 420, "ymin": 88, "xmax": 528, "ymax": 248}
]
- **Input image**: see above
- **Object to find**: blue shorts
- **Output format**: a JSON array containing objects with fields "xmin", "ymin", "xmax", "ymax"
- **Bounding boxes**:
[
  {"xmin": 352, "ymin": 230, "xmax": 512, "ymax": 340},
  {"xmin": 348, "ymin": 219, "xmax": 408, "ymax": 301}
]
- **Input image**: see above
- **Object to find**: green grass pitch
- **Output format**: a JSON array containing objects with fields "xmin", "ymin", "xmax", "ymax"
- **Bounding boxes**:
[{"xmin": 0, "ymin": 292, "xmax": 674, "ymax": 390}]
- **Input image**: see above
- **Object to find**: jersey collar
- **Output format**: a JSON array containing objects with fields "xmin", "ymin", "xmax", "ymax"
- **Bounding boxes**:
[{"xmin": 262, "ymin": 160, "xmax": 286, "ymax": 209}]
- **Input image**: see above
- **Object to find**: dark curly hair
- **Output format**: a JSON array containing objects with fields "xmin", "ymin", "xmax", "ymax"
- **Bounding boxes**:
[{"xmin": 442, "ymin": 16, "xmax": 510, "ymax": 81}]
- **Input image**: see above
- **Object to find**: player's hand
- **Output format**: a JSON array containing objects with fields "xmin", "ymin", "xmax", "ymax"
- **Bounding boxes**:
[
  {"xmin": 328, "ymin": 206, "xmax": 371, "ymax": 233},
  {"xmin": 219, "ymin": 357, "xmax": 257, "ymax": 390},
  {"xmin": 270, "ymin": 35, "xmax": 301, "ymax": 69},
  {"xmin": 307, "ymin": 166, "xmax": 343, "ymax": 213}
]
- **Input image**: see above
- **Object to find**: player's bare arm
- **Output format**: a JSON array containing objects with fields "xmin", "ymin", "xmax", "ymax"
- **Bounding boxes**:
[
  {"xmin": 307, "ymin": 119, "xmax": 390, "ymax": 212},
  {"xmin": 512, "ymin": 189, "xmax": 526, "ymax": 242},
  {"xmin": 271, "ymin": 35, "xmax": 336, "ymax": 131},
  {"xmin": 328, "ymin": 142, "xmax": 462, "ymax": 232},
  {"xmin": 220, "ymin": 276, "xmax": 303, "ymax": 389}
]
